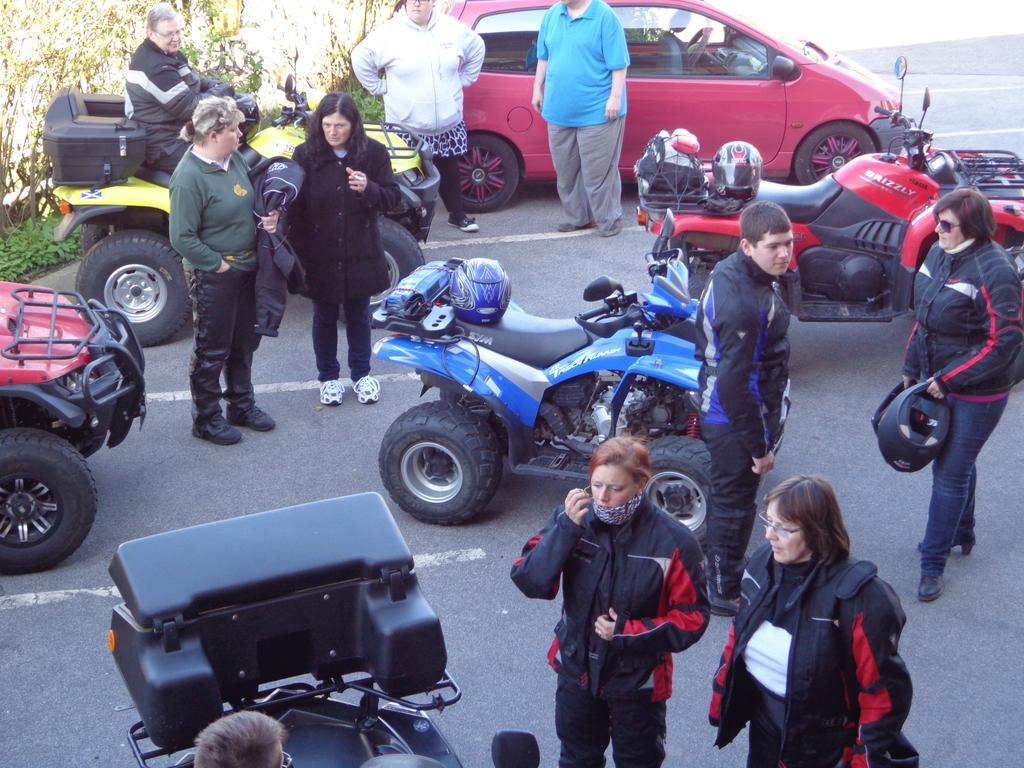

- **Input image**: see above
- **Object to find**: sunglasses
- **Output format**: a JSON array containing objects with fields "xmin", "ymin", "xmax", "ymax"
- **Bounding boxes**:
[
  {"xmin": 281, "ymin": 752, "xmax": 293, "ymax": 768},
  {"xmin": 936, "ymin": 219, "xmax": 961, "ymax": 234}
]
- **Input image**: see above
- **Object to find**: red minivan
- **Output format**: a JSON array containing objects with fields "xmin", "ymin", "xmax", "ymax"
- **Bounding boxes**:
[{"xmin": 453, "ymin": 0, "xmax": 903, "ymax": 212}]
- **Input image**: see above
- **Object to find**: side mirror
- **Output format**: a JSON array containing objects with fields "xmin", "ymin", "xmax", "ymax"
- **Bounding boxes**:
[
  {"xmin": 583, "ymin": 276, "xmax": 623, "ymax": 302},
  {"xmin": 284, "ymin": 74, "xmax": 296, "ymax": 98},
  {"xmin": 922, "ymin": 87, "xmax": 931, "ymax": 112},
  {"xmin": 770, "ymin": 55, "xmax": 799, "ymax": 82},
  {"xmin": 492, "ymin": 730, "xmax": 540, "ymax": 768},
  {"xmin": 894, "ymin": 56, "xmax": 909, "ymax": 80}
]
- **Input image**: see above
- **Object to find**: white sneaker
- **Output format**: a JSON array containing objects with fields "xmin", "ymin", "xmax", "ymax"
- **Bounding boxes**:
[
  {"xmin": 354, "ymin": 375, "xmax": 380, "ymax": 404},
  {"xmin": 319, "ymin": 379, "xmax": 344, "ymax": 406}
]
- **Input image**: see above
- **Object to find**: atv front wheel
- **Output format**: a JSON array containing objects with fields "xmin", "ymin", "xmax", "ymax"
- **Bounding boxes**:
[
  {"xmin": 646, "ymin": 436, "xmax": 711, "ymax": 542},
  {"xmin": 77, "ymin": 229, "xmax": 189, "ymax": 347},
  {"xmin": 0, "ymin": 429, "xmax": 97, "ymax": 574},
  {"xmin": 374, "ymin": 218, "xmax": 425, "ymax": 309},
  {"xmin": 379, "ymin": 401, "xmax": 502, "ymax": 524}
]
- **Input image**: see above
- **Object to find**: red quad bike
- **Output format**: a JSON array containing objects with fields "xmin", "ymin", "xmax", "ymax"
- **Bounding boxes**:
[
  {"xmin": 0, "ymin": 284, "xmax": 145, "ymax": 573},
  {"xmin": 637, "ymin": 57, "xmax": 1024, "ymax": 319},
  {"xmin": 107, "ymin": 492, "xmax": 540, "ymax": 768}
]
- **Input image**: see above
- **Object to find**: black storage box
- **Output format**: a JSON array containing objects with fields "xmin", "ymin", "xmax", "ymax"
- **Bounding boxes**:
[
  {"xmin": 108, "ymin": 493, "xmax": 447, "ymax": 751},
  {"xmin": 43, "ymin": 88, "xmax": 147, "ymax": 185}
]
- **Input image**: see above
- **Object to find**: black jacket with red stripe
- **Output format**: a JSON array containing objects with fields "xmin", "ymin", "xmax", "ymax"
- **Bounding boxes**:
[
  {"xmin": 511, "ymin": 499, "xmax": 708, "ymax": 701},
  {"xmin": 710, "ymin": 544, "xmax": 915, "ymax": 768},
  {"xmin": 903, "ymin": 239, "xmax": 1023, "ymax": 395}
]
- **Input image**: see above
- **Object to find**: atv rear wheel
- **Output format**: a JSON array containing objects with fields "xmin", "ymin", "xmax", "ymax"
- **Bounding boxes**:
[
  {"xmin": 646, "ymin": 436, "xmax": 711, "ymax": 542},
  {"xmin": 374, "ymin": 218, "xmax": 425, "ymax": 310},
  {"xmin": 379, "ymin": 401, "xmax": 502, "ymax": 524},
  {"xmin": 0, "ymin": 429, "xmax": 97, "ymax": 574},
  {"xmin": 77, "ymin": 229, "xmax": 189, "ymax": 347},
  {"xmin": 79, "ymin": 223, "xmax": 111, "ymax": 255}
]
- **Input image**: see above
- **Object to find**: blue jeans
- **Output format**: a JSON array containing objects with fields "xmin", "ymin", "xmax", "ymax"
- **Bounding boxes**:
[
  {"xmin": 311, "ymin": 297, "xmax": 372, "ymax": 383},
  {"xmin": 920, "ymin": 394, "xmax": 1008, "ymax": 577}
]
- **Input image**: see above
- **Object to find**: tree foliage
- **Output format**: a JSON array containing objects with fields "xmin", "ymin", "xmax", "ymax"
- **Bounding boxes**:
[{"xmin": 0, "ymin": 0, "xmax": 395, "ymax": 236}]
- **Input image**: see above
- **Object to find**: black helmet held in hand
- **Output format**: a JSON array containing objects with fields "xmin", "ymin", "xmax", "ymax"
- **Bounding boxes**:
[{"xmin": 872, "ymin": 381, "xmax": 951, "ymax": 473}]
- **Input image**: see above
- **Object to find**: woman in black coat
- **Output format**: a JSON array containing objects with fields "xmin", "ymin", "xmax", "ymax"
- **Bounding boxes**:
[
  {"xmin": 901, "ymin": 188, "xmax": 1022, "ymax": 602},
  {"xmin": 289, "ymin": 92, "xmax": 401, "ymax": 407}
]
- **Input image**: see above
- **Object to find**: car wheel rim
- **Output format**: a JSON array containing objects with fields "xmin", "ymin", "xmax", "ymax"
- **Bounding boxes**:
[
  {"xmin": 0, "ymin": 477, "xmax": 60, "ymax": 547},
  {"xmin": 645, "ymin": 470, "xmax": 706, "ymax": 533},
  {"xmin": 370, "ymin": 250, "xmax": 400, "ymax": 307},
  {"xmin": 809, "ymin": 134, "xmax": 863, "ymax": 178},
  {"xmin": 399, "ymin": 441, "xmax": 463, "ymax": 504},
  {"xmin": 104, "ymin": 263, "xmax": 168, "ymax": 323},
  {"xmin": 459, "ymin": 147, "xmax": 506, "ymax": 204}
]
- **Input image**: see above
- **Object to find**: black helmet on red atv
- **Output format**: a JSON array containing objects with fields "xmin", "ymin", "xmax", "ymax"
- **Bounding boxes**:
[
  {"xmin": 712, "ymin": 140, "xmax": 763, "ymax": 199},
  {"xmin": 872, "ymin": 381, "xmax": 950, "ymax": 473}
]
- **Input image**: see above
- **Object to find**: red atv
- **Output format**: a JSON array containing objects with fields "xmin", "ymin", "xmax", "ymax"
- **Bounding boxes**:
[
  {"xmin": 637, "ymin": 60, "xmax": 1024, "ymax": 319},
  {"xmin": 0, "ymin": 283, "xmax": 145, "ymax": 573}
]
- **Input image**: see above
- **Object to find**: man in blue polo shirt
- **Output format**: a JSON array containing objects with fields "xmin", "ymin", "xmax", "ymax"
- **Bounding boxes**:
[{"xmin": 532, "ymin": 0, "xmax": 629, "ymax": 237}]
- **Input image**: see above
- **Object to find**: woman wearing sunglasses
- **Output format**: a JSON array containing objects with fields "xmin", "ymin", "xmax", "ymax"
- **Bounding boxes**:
[
  {"xmin": 710, "ymin": 475, "xmax": 916, "ymax": 768},
  {"xmin": 901, "ymin": 188, "xmax": 1023, "ymax": 602},
  {"xmin": 511, "ymin": 436, "xmax": 709, "ymax": 767}
]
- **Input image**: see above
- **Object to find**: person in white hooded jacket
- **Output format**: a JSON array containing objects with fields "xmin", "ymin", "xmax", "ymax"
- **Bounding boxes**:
[{"xmin": 352, "ymin": 0, "xmax": 485, "ymax": 233}]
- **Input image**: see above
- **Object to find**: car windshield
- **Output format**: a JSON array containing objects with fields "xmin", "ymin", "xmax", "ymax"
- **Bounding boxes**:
[{"xmin": 709, "ymin": 2, "xmax": 826, "ymax": 62}]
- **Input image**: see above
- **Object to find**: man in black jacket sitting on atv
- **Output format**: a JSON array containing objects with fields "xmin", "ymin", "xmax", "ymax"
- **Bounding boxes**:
[
  {"xmin": 125, "ymin": 3, "xmax": 233, "ymax": 173},
  {"xmin": 695, "ymin": 201, "xmax": 793, "ymax": 617}
]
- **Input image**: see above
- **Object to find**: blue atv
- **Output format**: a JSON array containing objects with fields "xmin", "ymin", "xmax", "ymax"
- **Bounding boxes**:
[{"xmin": 373, "ymin": 224, "xmax": 715, "ymax": 539}]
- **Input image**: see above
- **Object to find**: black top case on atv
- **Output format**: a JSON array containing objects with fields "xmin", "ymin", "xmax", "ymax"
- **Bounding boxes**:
[
  {"xmin": 108, "ymin": 492, "xmax": 448, "ymax": 753},
  {"xmin": 43, "ymin": 88, "xmax": 147, "ymax": 186}
]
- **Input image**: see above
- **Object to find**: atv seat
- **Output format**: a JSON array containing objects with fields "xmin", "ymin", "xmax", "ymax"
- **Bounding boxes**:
[
  {"xmin": 460, "ymin": 312, "xmax": 590, "ymax": 369},
  {"xmin": 754, "ymin": 176, "xmax": 842, "ymax": 223},
  {"xmin": 135, "ymin": 165, "xmax": 173, "ymax": 187}
]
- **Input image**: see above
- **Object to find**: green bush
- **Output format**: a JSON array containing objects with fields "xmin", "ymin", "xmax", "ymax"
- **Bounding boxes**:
[{"xmin": 0, "ymin": 217, "xmax": 80, "ymax": 282}]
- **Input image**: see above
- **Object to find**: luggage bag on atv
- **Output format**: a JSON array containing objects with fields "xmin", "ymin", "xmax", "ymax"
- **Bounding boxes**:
[{"xmin": 106, "ymin": 492, "xmax": 543, "ymax": 768}]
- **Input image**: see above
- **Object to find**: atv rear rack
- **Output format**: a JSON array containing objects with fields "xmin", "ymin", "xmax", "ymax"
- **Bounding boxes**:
[
  {"xmin": 950, "ymin": 149, "xmax": 1024, "ymax": 193},
  {"xmin": 3, "ymin": 287, "xmax": 102, "ymax": 362},
  {"xmin": 126, "ymin": 672, "xmax": 462, "ymax": 768}
]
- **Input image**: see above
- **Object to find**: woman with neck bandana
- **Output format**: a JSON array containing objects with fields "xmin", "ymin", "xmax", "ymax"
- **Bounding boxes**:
[{"xmin": 511, "ymin": 436, "xmax": 709, "ymax": 767}]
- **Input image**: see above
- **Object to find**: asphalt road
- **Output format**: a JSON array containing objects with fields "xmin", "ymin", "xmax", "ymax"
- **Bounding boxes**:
[{"xmin": 2, "ymin": 35, "xmax": 1023, "ymax": 768}]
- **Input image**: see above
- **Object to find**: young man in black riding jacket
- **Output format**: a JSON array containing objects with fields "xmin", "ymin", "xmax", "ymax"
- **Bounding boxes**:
[
  {"xmin": 126, "ymin": 3, "xmax": 233, "ymax": 173},
  {"xmin": 695, "ymin": 201, "xmax": 793, "ymax": 616}
]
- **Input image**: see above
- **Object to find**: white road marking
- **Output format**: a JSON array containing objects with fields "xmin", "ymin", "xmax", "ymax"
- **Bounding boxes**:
[
  {"xmin": 0, "ymin": 548, "xmax": 487, "ymax": 611},
  {"xmin": 146, "ymin": 372, "xmax": 420, "ymax": 402},
  {"xmin": 933, "ymin": 128, "xmax": 1024, "ymax": 138},
  {"xmin": 906, "ymin": 85, "xmax": 1024, "ymax": 95},
  {"xmin": 423, "ymin": 226, "xmax": 645, "ymax": 250}
]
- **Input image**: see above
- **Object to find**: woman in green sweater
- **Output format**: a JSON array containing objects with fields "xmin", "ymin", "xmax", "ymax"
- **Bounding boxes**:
[{"xmin": 169, "ymin": 96, "xmax": 279, "ymax": 445}]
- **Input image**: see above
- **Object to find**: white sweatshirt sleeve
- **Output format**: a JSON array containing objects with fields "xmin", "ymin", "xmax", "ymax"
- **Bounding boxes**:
[
  {"xmin": 351, "ymin": 29, "xmax": 388, "ymax": 96},
  {"xmin": 457, "ymin": 22, "xmax": 486, "ymax": 88}
]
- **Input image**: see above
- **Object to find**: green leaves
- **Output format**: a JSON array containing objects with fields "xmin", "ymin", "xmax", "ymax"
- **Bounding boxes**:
[{"xmin": 0, "ymin": 217, "xmax": 80, "ymax": 282}]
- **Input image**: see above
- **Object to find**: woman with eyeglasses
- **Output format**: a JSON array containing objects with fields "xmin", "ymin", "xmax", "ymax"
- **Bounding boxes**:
[
  {"xmin": 710, "ymin": 475, "xmax": 916, "ymax": 768},
  {"xmin": 511, "ymin": 436, "xmax": 709, "ymax": 767},
  {"xmin": 901, "ymin": 188, "xmax": 1022, "ymax": 602},
  {"xmin": 352, "ymin": 0, "xmax": 485, "ymax": 233}
]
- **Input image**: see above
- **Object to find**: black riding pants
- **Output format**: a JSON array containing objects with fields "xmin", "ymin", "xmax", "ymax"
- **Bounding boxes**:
[
  {"xmin": 189, "ymin": 267, "xmax": 260, "ymax": 425},
  {"xmin": 703, "ymin": 422, "xmax": 763, "ymax": 600},
  {"xmin": 555, "ymin": 675, "xmax": 666, "ymax": 768}
]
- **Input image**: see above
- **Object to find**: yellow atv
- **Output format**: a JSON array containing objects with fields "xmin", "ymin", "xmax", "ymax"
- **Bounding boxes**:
[{"xmin": 44, "ymin": 77, "xmax": 438, "ymax": 346}]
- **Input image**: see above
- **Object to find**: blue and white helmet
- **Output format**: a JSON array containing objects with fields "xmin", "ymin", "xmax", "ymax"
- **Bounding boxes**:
[{"xmin": 449, "ymin": 258, "xmax": 511, "ymax": 324}]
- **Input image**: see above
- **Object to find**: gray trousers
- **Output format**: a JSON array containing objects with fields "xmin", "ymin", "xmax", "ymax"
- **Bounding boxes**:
[{"xmin": 547, "ymin": 117, "xmax": 625, "ymax": 231}]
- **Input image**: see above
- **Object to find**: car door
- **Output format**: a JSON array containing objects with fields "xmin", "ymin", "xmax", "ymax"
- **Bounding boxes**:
[{"xmin": 613, "ymin": 4, "xmax": 787, "ymax": 171}]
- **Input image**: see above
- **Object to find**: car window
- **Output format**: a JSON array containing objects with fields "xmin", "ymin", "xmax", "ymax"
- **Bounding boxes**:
[
  {"xmin": 611, "ymin": 6, "xmax": 768, "ymax": 78},
  {"xmin": 474, "ymin": 9, "xmax": 547, "ymax": 73}
]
